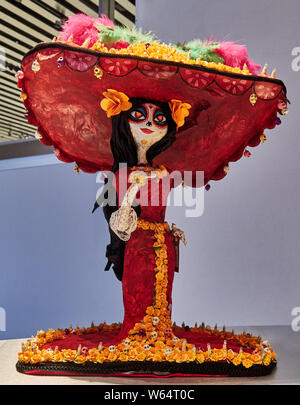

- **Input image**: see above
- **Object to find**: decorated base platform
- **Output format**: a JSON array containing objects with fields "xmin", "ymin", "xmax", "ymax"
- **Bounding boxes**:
[{"xmin": 16, "ymin": 322, "xmax": 276, "ymax": 377}]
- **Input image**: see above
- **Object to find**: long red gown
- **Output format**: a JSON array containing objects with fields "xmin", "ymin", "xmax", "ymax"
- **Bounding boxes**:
[{"xmin": 113, "ymin": 165, "xmax": 176, "ymax": 342}]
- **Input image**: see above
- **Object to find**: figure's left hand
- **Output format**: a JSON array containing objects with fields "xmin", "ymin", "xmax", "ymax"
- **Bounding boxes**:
[{"xmin": 171, "ymin": 223, "xmax": 187, "ymax": 246}]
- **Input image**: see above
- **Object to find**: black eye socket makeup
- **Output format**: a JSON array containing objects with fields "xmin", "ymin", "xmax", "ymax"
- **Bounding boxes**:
[
  {"xmin": 128, "ymin": 107, "xmax": 147, "ymax": 122},
  {"xmin": 153, "ymin": 109, "xmax": 167, "ymax": 126}
]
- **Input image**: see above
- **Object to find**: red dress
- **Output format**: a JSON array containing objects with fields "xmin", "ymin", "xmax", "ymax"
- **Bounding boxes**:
[{"xmin": 113, "ymin": 165, "xmax": 176, "ymax": 342}]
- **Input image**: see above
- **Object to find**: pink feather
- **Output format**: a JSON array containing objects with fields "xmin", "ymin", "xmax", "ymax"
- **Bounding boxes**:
[
  {"xmin": 60, "ymin": 13, "xmax": 114, "ymax": 47},
  {"xmin": 215, "ymin": 41, "xmax": 260, "ymax": 74}
]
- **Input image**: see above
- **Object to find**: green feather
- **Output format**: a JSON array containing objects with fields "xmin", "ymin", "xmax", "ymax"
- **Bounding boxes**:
[
  {"xmin": 95, "ymin": 24, "xmax": 157, "ymax": 46},
  {"xmin": 96, "ymin": 24, "xmax": 224, "ymax": 64},
  {"xmin": 176, "ymin": 39, "xmax": 224, "ymax": 63}
]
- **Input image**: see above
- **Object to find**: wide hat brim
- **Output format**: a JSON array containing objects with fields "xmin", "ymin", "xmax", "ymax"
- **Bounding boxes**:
[{"xmin": 20, "ymin": 43, "xmax": 287, "ymax": 184}]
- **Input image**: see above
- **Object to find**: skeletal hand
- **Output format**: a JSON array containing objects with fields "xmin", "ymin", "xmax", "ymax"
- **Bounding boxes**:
[
  {"xmin": 128, "ymin": 170, "xmax": 154, "ymax": 187},
  {"xmin": 171, "ymin": 223, "xmax": 187, "ymax": 246}
]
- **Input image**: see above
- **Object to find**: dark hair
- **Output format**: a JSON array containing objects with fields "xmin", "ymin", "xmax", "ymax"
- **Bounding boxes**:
[
  {"xmin": 100, "ymin": 98, "xmax": 177, "ymax": 281},
  {"xmin": 110, "ymin": 98, "xmax": 177, "ymax": 172}
]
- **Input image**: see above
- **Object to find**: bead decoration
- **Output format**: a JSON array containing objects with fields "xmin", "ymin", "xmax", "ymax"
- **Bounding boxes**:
[{"xmin": 249, "ymin": 93, "xmax": 258, "ymax": 106}]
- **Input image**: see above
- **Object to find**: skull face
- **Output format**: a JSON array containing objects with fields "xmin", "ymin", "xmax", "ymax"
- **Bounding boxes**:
[
  {"xmin": 152, "ymin": 316, "xmax": 160, "ymax": 325},
  {"xmin": 31, "ymin": 60, "xmax": 40, "ymax": 72},
  {"xmin": 151, "ymin": 331, "xmax": 158, "ymax": 339},
  {"xmin": 128, "ymin": 103, "xmax": 168, "ymax": 153}
]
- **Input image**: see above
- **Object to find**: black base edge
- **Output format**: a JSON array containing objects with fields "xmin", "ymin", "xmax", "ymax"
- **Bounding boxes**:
[{"xmin": 16, "ymin": 360, "xmax": 276, "ymax": 377}]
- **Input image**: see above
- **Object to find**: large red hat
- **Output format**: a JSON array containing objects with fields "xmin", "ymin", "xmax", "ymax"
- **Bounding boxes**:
[{"xmin": 18, "ymin": 15, "xmax": 288, "ymax": 185}]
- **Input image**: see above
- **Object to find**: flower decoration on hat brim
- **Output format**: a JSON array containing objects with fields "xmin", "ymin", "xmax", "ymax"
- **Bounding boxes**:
[
  {"xmin": 168, "ymin": 99, "xmax": 192, "ymax": 129},
  {"xmin": 100, "ymin": 89, "xmax": 132, "ymax": 118}
]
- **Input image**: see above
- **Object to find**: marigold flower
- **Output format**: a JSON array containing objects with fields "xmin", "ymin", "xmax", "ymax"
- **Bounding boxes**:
[
  {"xmin": 209, "ymin": 351, "xmax": 220, "ymax": 362},
  {"xmin": 155, "ymin": 272, "xmax": 164, "ymax": 281},
  {"xmin": 21, "ymin": 352, "xmax": 32, "ymax": 363},
  {"xmin": 242, "ymin": 358, "xmax": 253, "ymax": 368},
  {"xmin": 88, "ymin": 348, "xmax": 99, "ymax": 362},
  {"xmin": 153, "ymin": 353, "xmax": 163, "ymax": 362},
  {"xmin": 263, "ymin": 354, "xmax": 272, "ymax": 366},
  {"xmin": 20, "ymin": 92, "xmax": 27, "ymax": 101},
  {"xmin": 168, "ymin": 99, "xmax": 191, "ymax": 129},
  {"xmin": 232, "ymin": 354, "xmax": 242, "ymax": 366},
  {"xmin": 108, "ymin": 352, "xmax": 118, "ymax": 362},
  {"xmin": 100, "ymin": 89, "xmax": 132, "ymax": 118},
  {"xmin": 146, "ymin": 307, "xmax": 155, "ymax": 316},
  {"xmin": 196, "ymin": 353, "xmax": 205, "ymax": 364},
  {"xmin": 41, "ymin": 351, "xmax": 53, "ymax": 362},
  {"xmin": 119, "ymin": 353, "xmax": 129, "ymax": 362},
  {"xmin": 62, "ymin": 349, "xmax": 77, "ymax": 362},
  {"xmin": 75, "ymin": 355, "xmax": 87, "ymax": 364},
  {"xmin": 251, "ymin": 353, "xmax": 262, "ymax": 364},
  {"xmin": 30, "ymin": 354, "xmax": 42, "ymax": 364},
  {"xmin": 227, "ymin": 350, "xmax": 235, "ymax": 361},
  {"xmin": 96, "ymin": 354, "xmax": 105, "ymax": 363},
  {"xmin": 53, "ymin": 352, "xmax": 64, "ymax": 362}
]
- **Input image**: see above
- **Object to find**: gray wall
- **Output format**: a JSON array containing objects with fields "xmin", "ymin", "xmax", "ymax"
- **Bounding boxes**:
[{"xmin": 0, "ymin": 0, "xmax": 299, "ymax": 339}]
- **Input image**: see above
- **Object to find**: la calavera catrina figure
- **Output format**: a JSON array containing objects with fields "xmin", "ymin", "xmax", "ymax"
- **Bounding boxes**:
[{"xmin": 16, "ymin": 13, "xmax": 288, "ymax": 377}]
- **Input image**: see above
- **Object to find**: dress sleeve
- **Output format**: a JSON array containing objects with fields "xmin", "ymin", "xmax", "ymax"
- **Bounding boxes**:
[{"xmin": 102, "ymin": 168, "xmax": 141, "ymax": 281}]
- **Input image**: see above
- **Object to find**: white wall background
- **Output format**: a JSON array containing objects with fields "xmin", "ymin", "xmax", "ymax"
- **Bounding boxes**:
[{"xmin": 0, "ymin": 0, "xmax": 299, "ymax": 340}]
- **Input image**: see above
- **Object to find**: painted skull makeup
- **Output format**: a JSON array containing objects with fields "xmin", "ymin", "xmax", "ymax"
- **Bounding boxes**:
[{"xmin": 128, "ymin": 103, "xmax": 168, "ymax": 164}]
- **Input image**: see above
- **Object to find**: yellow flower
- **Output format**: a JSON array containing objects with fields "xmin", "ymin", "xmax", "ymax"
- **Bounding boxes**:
[
  {"xmin": 88, "ymin": 348, "xmax": 99, "ymax": 362},
  {"xmin": 187, "ymin": 351, "xmax": 196, "ymax": 362},
  {"xmin": 108, "ymin": 353, "xmax": 118, "ymax": 361},
  {"xmin": 62, "ymin": 349, "xmax": 77, "ymax": 362},
  {"xmin": 30, "ymin": 354, "xmax": 42, "ymax": 364},
  {"xmin": 251, "ymin": 353, "xmax": 262, "ymax": 364},
  {"xmin": 100, "ymin": 89, "xmax": 132, "ymax": 118},
  {"xmin": 75, "ymin": 355, "xmax": 87, "ymax": 364},
  {"xmin": 21, "ymin": 352, "xmax": 32, "ymax": 363},
  {"xmin": 20, "ymin": 92, "xmax": 27, "ymax": 102},
  {"xmin": 96, "ymin": 354, "xmax": 105, "ymax": 363},
  {"xmin": 156, "ymin": 272, "xmax": 164, "ymax": 281},
  {"xmin": 45, "ymin": 331, "xmax": 55, "ymax": 342},
  {"xmin": 263, "ymin": 354, "xmax": 272, "ymax": 366},
  {"xmin": 168, "ymin": 99, "xmax": 191, "ymax": 129},
  {"xmin": 41, "ymin": 351, "xmax": 53, "ymax": 362},
  {"xmin": 227, "ymin": 350, "xmax": 235, "ymax": 361},
  {"xmin": 53, "ymin": 352, "xmax": 64, "ymax": 362},
  {"xmin": 242, "ymin": 358, "xmax": 253, "ymax": 368},
  {"xmin": 210, "ymin": 351, "xmax": 221, "ymax": 362},
  {"xmin": 137, "ymin": 352, "xmax": 146, "ymax": 361},
  {"xmin": 146, "ymin": 307, "xmax": 155, "ymax": 316},
  {"xmin": 119, "ymin": 353, "xmax": 129, "ymax": 362},
  {"xmin": 153, "ymin": 353, "xmax": 163, "ymax": 362},
  {"xmin": 196, "ymin": 353, "xmax": 205, "ymax": 364}
]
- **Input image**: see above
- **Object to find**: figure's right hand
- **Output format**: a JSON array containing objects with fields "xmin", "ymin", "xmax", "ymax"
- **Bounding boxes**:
[{"xmin": 128, "ymin": 170, "xmax": 150, "ymax": 187}]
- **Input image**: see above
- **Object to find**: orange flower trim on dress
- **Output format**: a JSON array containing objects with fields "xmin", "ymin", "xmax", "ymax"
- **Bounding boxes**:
[
  {"xmin": 100, "ymin": 89, "xmax": 132, "ymax": 118},
  {"xmin": 18, "ymin": 219, "xmax": 276, "ymax": 368}
]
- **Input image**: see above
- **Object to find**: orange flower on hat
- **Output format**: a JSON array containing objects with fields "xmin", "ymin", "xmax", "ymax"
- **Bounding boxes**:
[
  {"xmin": 168, "ymin": 99, "xmax": 191, "ymax": 129},
  {"xmin": 100, "ymin": 89, "xmax": 132, "ymax": 118}
]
